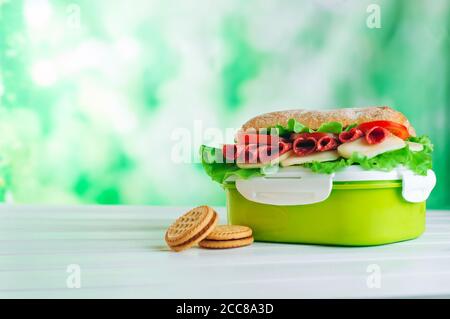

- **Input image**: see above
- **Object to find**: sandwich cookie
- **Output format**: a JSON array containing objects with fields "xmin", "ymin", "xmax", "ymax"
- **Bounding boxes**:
[
  {"xmin": 199, "ymin": 225, "xmax": 254, "ymax": 249},
  {"xmin": 165, "ymin": 206, "xmax": 218, "ymax": 252}
]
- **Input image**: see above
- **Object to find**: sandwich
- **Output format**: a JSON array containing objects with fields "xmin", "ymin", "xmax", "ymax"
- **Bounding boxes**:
[{"xmin": 200, "ymin": 106, "xmax": 433, "ymax": 183}]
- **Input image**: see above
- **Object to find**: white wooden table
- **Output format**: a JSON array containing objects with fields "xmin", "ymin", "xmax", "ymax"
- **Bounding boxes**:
[{"xmin": 1, "ymin": 205, "xmax": 450, "ymax": 299}]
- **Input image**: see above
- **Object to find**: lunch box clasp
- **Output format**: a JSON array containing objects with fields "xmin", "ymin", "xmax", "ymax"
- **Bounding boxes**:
[
  {"xmin": 235, "ymin": 174, "xmax": 333, "ymax": 206},
  {"xmin": 401, "ymin": 169, "xmax": 436, "ymax": 203}
]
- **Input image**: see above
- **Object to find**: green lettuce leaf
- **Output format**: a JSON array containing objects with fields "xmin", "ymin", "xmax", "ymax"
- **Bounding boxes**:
[
  {"xmin": 287, "ymin": 118, "xmax": 310, "ymax": 133},
  {"xmin": 348, "ymin": 135, "xmax": 433, "ymax": 175},
  {"xmin": 303, "ymin": 158, "xmax": 349, "ymax": 174},
  {"xmin": 316, "ymin": 121, "xmax": 343, "ymax": 134},
  {"xmin": 407, "ymin": 135, "xmax": 433, "ymax": 152},
  {"xmin": 272, "ymin": 124, "xmax": 290, "ymax": 136},
  {"xmin": 348, "ymin": 149, "xmax": 408, "ymax": 172},
  {"xmin": 304, "ymin": 136, "xmax": 433, "ymax": 176},
  {"xmin": 271, "ymin": 119, "xmax": 310, "ymax": 136},
  {"xmin": 270, "ymin": 118, "xmax": 344, "ymax": 136},
  {"xmin": 201, "ymin": 161, "xmax": 262, "ymax": 184},
  {"xmin": 344, "ymin": 123, "xmax": 358, "ymax": 131}
]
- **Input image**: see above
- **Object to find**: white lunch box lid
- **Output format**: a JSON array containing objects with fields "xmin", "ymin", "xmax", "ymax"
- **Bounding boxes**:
[{"xmin": 230, "ymin": 165, "xmax": 436, "ymax": 206}]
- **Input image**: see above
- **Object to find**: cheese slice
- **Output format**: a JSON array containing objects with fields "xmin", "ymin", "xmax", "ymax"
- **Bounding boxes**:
[
  {"xmin": 406, "ymin": 141, "xmax": 424, "ymax": 152},
  {"xmin": 280, "ymin": 150, "xmax": 340, "ymax": 167},
  {"xmin": 337, "ymin": 135, "xmax": 406, "ymax": 159},
  {"xmin": 236, "ymin": 151, "xmax": 291, "ymax": 169}
]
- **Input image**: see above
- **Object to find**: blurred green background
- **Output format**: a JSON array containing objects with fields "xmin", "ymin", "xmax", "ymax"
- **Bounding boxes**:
[{"xmin": 0, "ymin": 0, "xmax": 449, "ymax": 208}]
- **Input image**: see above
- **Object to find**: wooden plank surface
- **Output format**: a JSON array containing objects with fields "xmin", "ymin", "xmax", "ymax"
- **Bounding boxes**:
[{"xmin": 1, "ymin": 205, "xmax": 450, "ymax": 298}]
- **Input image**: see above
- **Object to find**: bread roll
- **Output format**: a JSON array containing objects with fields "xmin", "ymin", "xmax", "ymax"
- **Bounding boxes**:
[{"xmin": 241, "ymin": 106, "xmax": 416, "ymax": 136}]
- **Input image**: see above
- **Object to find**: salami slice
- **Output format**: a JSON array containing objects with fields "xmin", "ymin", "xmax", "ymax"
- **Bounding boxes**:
[
  {"xmin": 316, "ymin": 136, "xmax": 338, "ymax": 152},
  {"xmin": 258, "ymin": 141, "xmax": 293, "ymax": 163},
  {"xmin": 290, "ymin": 132, "xmax": 329, "ymax": 141},
  {"xmin": 279, "ymin": 140, "xmax": 292, "ymax": 154},
  {"xmin": 365, "ymin": 126, "xmax": 389, "ymax": 145},
  {"xmin": 236, "ymin": 144, "xmax": 258, "ymax": 164},
  {"xmin": 257, "ymin": 145, "xmax": 276, "ymax": 163},
  {"xmin": 338, "ymin": 128, "xmax": 363, "ymax": 143},
  {"xmin": 292, "ymin": 136, "xmax": 317, "ymax": 156},
  {"xmin": 222, "ymin": 144, "xmax": 238, "ymax": 163}
]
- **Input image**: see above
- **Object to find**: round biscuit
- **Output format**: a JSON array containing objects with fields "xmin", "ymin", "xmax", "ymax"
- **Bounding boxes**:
[
  {"xmin": 199, "ymin": 236, "xmax": 254, "ymax": 249},
  {"xmin": 206, "ymin": 225, "xmax": 252, "ymax": 241},
  {"xmin": 165, "ymin": 206, "xmax": 215, "ymax": 247},
  {"xmin": 168, "ymin": 211, "xmax": 219, "ymax": 252}
]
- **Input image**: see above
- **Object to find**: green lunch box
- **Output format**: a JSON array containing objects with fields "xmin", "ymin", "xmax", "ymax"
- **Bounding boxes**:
[{"xmin": 224, "ymin": 166, "xmax": 436, "ymax": 246}]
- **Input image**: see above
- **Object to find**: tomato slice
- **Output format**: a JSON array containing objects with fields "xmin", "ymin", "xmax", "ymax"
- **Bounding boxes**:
[{"xmin": 357, "ymin": 120, "xmax": 410, "ymax": 140}]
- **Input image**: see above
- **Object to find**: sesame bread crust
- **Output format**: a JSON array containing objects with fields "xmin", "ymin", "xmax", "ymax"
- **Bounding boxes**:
[{"xmin": 241, "ymin": 106, "xmax": 416, "ymax": 136}]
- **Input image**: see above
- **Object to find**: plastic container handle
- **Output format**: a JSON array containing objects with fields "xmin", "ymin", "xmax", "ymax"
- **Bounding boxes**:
[
  {"xmin": 401, "ymin": 169, "xmax": 436, "ymax": 203},
  {"xmin": 235, "ymin": 175, "xmax": 333, "ymax": 206}
]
